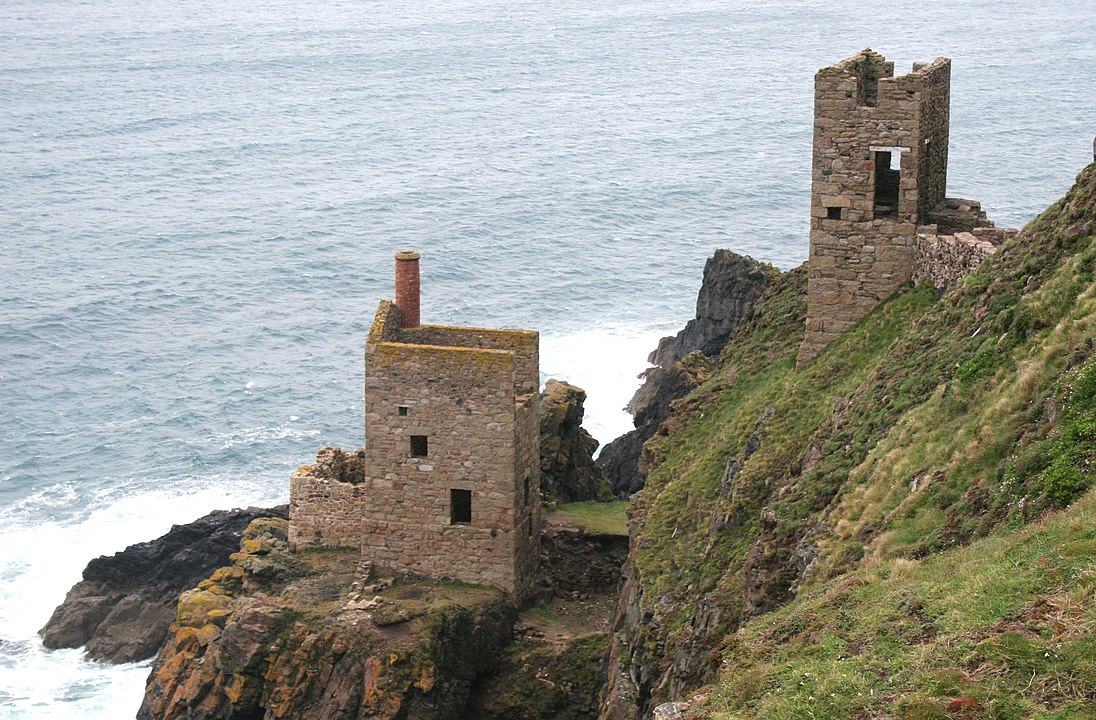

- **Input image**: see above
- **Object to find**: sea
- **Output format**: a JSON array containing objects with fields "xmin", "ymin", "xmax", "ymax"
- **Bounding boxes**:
[{"xmin": 1, "ymin": 0, "xmax": 1093, "ymax": 716}]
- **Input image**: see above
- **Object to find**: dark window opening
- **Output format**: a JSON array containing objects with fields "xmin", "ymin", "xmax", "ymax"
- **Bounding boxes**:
[
  {"xmin": 410, "ymin": 435, "xmax": 428, "ymax": 457},
  {"xmin": 873, "ymin": 151, "xmax": 900, "ymax": 217},
  {"xmin": 450, "ymin": 489, "xmax": 472, "ymax": 524},
  {"xmin": 397, "ymin": 405, "xmax": 409, "ymax": 416},
  {"xmin": 826, "ymin": 206, "xmax": 842, "ymax": 220},
  {"xmin": 524, "ymin": 475, "xmax": 531, "ymax": 505},
  {"xmin": 528, "ymin": 515, "xmax": 534, "ymax": 538}
]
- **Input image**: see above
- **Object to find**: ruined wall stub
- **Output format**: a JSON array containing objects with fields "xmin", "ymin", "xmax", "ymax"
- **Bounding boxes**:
[
  {"xmin": 799, "ymin": 50, "xmax": 951, "ymax": 366},
  {"xmin": 290, "ymin": 259, "xmax": 541, "ymax": 599}
]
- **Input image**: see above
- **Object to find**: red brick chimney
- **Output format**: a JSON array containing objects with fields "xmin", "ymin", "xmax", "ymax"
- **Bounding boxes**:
[{"xmin": 394, "ymin": 250, "xmax": 421, "ymax": 328}]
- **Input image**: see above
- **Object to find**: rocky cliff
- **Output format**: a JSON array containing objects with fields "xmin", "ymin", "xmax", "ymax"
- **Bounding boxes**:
[
  {"xmin": 599, "ymin": 164, "xmax": 1096, "ymax": 719},
  {"xmin": 39, "ymin": 505, "xmax": 287, "ymax": 663},
  {"xmin": 540, "ymin": 379, "xmax": 611, "ymax": 502},
  {"xmin": 40, "ymin": 164, "xmax": 1095, "ymax": 720},
  {"xmin": 139, "ymin": 516, "xmax": 516, "ymax": 720},
  {"xmin": 598, "ymin": 251, "xmax": 777, "ymax": 497}
]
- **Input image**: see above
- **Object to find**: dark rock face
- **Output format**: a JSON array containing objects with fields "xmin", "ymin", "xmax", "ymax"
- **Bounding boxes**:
[
  {"xmin": 540, "ymin": 379, "xmax": 610, "ymax": 503},
  {"xmin": 39, "ymin": 505, "xmax": 287, "ymax": 663},
  {"xmin": 599, "ymin": 251, "xmax": 777, "ymax": 496},
  {"xmin": 649, "ymin": 251, "xmax": 778, "ymax": 368}
]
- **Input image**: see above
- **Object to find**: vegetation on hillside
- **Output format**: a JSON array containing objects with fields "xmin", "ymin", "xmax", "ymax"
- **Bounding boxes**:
[
  {"xmin": 705, "ymin": 488, "xmax": 1095, "ymax": 719},
  {"xmin": 616, "ymin": 164, "xmax": 1096, "ymax": 714}
]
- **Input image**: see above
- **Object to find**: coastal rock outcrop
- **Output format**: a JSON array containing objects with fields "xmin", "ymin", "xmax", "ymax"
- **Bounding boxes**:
[
  {"xmin": 139, "ymin": 517, "xmax": 516, "ymax": 720},
  {"xmin": 540, "ymin": 379, "xmax": 610, "ymax": 502},
  {"xmin": 598, "ymin": 250, "xmax": 777, "ymax": 496},
  {"xmin": 39, "ymin": 505, "xmax": 287, "ymax": 664}
]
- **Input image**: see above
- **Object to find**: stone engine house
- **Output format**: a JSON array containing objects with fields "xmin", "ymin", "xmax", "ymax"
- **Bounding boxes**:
[
  {"xmin": 800, "ymin": 49, "xmax": 1015, "ymax": 366},
  {"xmin": 289, "ymin": 251, "xmax": 541, "ymax": 598}
]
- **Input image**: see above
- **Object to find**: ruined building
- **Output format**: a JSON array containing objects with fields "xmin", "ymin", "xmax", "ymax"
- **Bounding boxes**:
[
  {"xmin": 289, "ymin": 251, "xmax": 541, "ymax": 598},
  {"xmin": 799, "ymin": 50, "xmax": 1015, "ymax": 366}
]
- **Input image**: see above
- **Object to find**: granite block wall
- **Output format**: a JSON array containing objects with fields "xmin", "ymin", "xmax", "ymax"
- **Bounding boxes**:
[
  {"xmin": 288, "ymin": 448, "xmax": 367, "ymax": 549},
  {"xmin": 913, "ymin": 226, "xmax": 1017, "ymax": 291}
]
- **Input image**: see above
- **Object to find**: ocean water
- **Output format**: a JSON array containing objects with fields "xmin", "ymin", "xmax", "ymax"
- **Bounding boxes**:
[{"xmin": 1, "ymin": 0, "xmax": 1093, "ymax": 715}]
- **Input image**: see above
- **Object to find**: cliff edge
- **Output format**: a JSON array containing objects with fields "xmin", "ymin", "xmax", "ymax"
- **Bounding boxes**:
[
  {"xmin": 39, "ymin": 506, "xmax": 287, "ymax": 663},
  {"xmin": 598, "ymin": 251, "xmax": 777, "ymax": 497}
]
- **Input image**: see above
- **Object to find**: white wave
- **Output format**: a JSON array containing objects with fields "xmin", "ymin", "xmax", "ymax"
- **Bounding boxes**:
[
  {"xmin": 540, "ymin": 325, "xmax": 672, "ymax": 449},
  {"xmin": 0, "ymin": 480, "xmax": 288, "ymax": 719},
  {"xmin": 0, "ymin": 646, "xmax": 149, "ymax": 720},
  {"xmin": 211, "ymin": 424, "xmax": 321, "ymax": 450}
]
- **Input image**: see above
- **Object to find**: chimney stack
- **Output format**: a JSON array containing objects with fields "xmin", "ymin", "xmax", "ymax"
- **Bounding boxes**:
[{"xmin": 394, "ymin": 250, "xmax": 421, "ymax": 328}]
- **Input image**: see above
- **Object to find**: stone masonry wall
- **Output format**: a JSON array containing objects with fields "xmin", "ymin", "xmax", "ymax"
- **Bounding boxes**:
[
  {"xmin": 402, "ymin": 325, "xmax": 540, "ymax": 396},
  {"xmin": 799, "ymin": 51, "xmax": 951, "ymax": 367},
  {"xmin": 288, "ymin": 449, "xmax": 367, "ymax": 549},
  {"xmin": 369, "ymin": 300, "xmax": 403, "ymax": 342},
  {"xmin": 913, "ymin": 226, "xmax": 1017, "ymax": 291},
  {"xmin": 363, "ymin": 339, "xmax": 522, "ymax": 593},
  {"xmin": 291, "ymin": 300, "xmax": 541, "ymax": 598},
  {"xmin": 914, "ymin": 59, "xmax": 951, "ymax": 218},
  {"xmin": 511, "ymin": 393, "xmax": 541, "ymax": 597}
]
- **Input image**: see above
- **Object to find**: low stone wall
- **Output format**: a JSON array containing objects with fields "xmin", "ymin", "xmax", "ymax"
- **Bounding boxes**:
[
  {"xmin": 912, "ymin": 226, "xmax": 1017, "ymax": 291},
  {"xmin": 288, "ymin": 448, "xmax": 367, "ymax": 550}
]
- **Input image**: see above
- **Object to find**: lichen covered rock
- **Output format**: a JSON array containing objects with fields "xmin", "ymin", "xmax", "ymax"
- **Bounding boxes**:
[
  {"xmin": 138, "ymin": 517, "xmax": 516, "ymax": 720},
  {"xmin": 39, "ymin": 505, "xmax": 287, "ymax": 663}
]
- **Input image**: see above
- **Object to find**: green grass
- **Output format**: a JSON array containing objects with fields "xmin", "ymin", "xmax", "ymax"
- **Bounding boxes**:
[
  {"xmin": 701, "ymin": 488, "xmax": 1096, "ymax": 719},
  {"xmin": 546, "ymin": 500, "xmax": 629, "ymax": 536}
]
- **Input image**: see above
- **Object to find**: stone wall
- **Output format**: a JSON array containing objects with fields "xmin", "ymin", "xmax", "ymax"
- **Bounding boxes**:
[
  {"xmin": 511, "ymin": 393, "xmax": 541, "ymax": 596},
  {"xmin": 914, "ymin": 59, "xmax": 951, "ymax": 219},
  {"xmin": 401, "ymin": 325, "xmax": 540, "ymax": 396},
  {"xmin": 363, "ymin": 336, "xmax": 525, "ymax": 594},
  {"xmin": 288, "ymin": 449, "xmax": 367, "ymax": 550},
  {"xmin": 799, "ymin": 51, "xmax": 951, "ymax": 367},
  {"xmin": 913, "ymin": 226, "xmax": 1016, "ymax": 291}
]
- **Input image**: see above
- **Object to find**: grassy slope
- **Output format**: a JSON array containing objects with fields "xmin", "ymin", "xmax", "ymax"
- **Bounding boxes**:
[
  {"xmin": 706, "ymin": 488, "xmax": 1095, "ymax": 719},
  {"xmin": 626, "ymin": 164, "xmax": 1096, "ymax": 708}
]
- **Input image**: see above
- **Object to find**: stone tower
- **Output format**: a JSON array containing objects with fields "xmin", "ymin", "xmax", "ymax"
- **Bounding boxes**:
[
  {"xmin": 290, "ymin": 252, "xmax": 541, "ymax": 598},
  {"xmin": 798, "ymin": 50, "xmax": 951, "ymax": 366}
]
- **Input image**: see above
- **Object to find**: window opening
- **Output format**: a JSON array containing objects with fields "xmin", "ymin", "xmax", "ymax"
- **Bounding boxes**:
[
  {"xmin": 397, "ymin": 405, "xmax": 409, "ymax": 416},
  {"xmin": 524, "ymin": 475, "xmax": 531, "ymax": 505},
  {"xmin": 450, "ymin": 489, "xmax": 472, "ymax": 524},
  {"xmin": 826, "ymin": 206, "xmax": 842, "ymax": 220},
  {"xmin": 873, "ymin": 151, "xmax": 900, "ymax": 217},
  {"xmin": 410, "ymin": 435, "xmax": 428, "ymax": 457}
]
